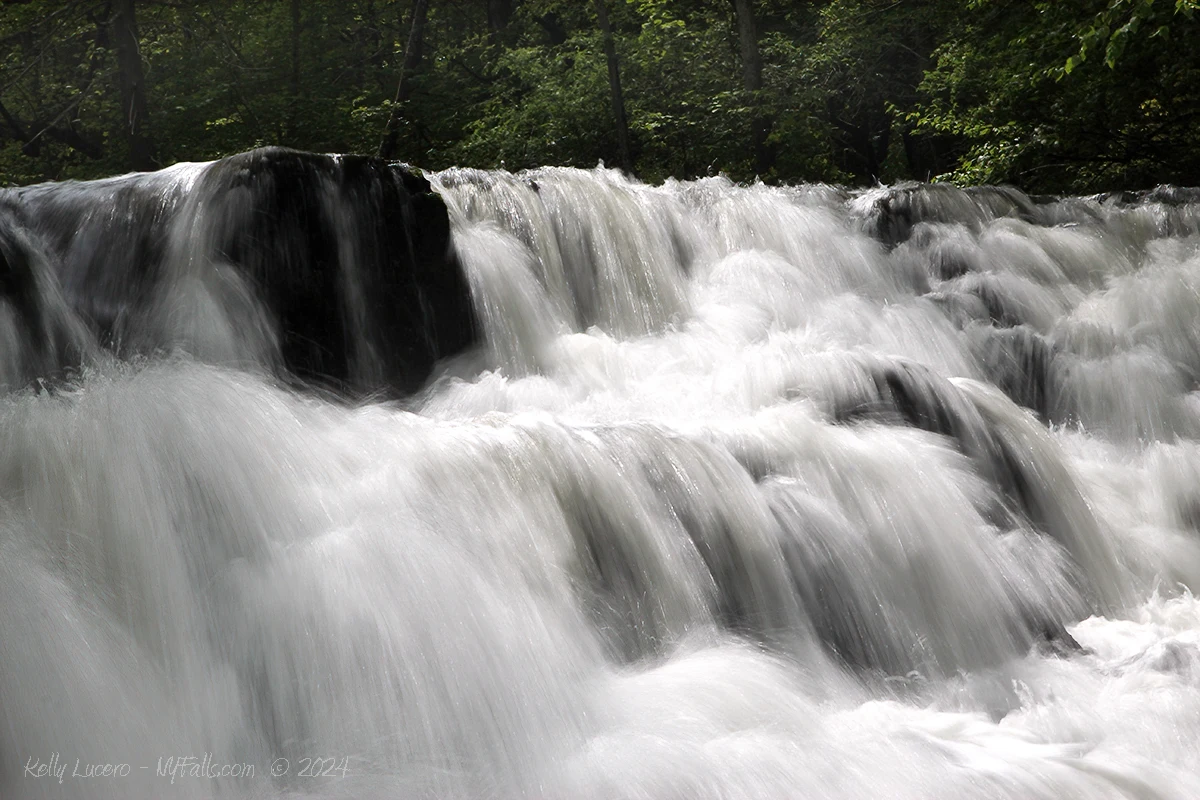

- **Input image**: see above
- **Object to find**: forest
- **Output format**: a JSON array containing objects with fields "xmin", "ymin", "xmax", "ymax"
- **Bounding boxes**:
[{"xmin": 1, "ymin": 0, "xmax": 1198, "ymax": 193}]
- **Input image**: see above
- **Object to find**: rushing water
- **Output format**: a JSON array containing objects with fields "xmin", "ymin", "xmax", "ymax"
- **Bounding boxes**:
[{"xmin": 4, "ymin": 163, "xmax": 1200, "ymax": 799}]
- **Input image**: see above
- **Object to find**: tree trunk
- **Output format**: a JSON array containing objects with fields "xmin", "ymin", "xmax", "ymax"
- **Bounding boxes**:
[
  {"xmin": 290, "ymin": 0, "xmax": 301, "ymax": 91},
  {"xmin": 288, "ymin": 0, "xmax": 302, "ymax": 141},
  {"xmin": 378, "ymin": 0, "xmax": 429, "ymax": 160},
  {"xmin": 486, "ymin": 0, "xmax": 512, "ymax": 43},
  {"xmin": 731, "ymin": 0, "xmax": 772, "ymax": 177},
  {"xmin": 110, "ymin": 0, "xmax": 154, "ymax": 171},
  {"xmin": 364, "ymin": 0, "xmax": 385, "ymax": 88},
  {"xmin": 594, "ymin": 0, "xmax": 632, "ymax": 172}
]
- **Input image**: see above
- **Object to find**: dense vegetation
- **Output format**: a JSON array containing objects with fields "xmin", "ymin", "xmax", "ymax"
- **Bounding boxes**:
[{"xmin": 1, "ymin": 0, "xmax": 1197, "ymax": 192}]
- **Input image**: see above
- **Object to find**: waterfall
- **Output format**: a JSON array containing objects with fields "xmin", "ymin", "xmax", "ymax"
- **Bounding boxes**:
[{"xmin": 3, "ymin": 154, "xmax": 1200, "ymax": 799}]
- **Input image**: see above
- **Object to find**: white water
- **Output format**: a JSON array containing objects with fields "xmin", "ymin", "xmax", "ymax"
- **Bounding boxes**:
[{"xmin": 4, "ymin": 169, "xmax": 1200, "ymax": 799}]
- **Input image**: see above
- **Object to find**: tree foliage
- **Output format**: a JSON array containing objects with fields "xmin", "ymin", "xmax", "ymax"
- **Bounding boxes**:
[
  {"xmin": 0, "ymin": 0, "xmax": 1197, "ymax": 192},
  {"xmin": 910, "ymin": 0, "xmax": 1200, "ymax": 190}
]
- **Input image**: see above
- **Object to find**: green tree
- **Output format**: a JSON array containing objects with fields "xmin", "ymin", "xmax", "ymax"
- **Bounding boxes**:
[
  {"xmin": 1, "ymin": 0, "xmax": 1199, "ymax": 192},
  {"xmin": 910, "ymin": 0, "xmax": 1200, "ymax": 191}
]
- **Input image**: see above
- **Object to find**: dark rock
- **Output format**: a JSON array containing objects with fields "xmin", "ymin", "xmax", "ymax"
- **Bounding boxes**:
[
  {"xmin": 0, "ymin": 208, "xmax": 94, "ymax": 391},
  {"xmin": 2, "ymin": 147, "xmax": 478, "ymax": 396},
  {"xmin": 968, "ymin": 325, "xmax": 1058, "ymax": 419},
  {"xmin": 853, "ymin": 183, "xmax": 1039, "ymax": 248}
]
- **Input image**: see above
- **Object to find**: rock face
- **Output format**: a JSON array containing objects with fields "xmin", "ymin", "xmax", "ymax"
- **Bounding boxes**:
[{"xmin": 0, "ymin": 147, "xmax": 478, "ymax": 395}]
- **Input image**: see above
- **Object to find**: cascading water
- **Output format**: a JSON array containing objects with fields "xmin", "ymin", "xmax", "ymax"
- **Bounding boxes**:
[{"xmin": 3, "ymin": 151, "xmax": 1200, "ymax": 799}]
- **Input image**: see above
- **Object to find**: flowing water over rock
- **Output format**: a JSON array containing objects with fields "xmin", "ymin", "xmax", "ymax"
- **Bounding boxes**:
[{"xmin": 3, "ymin": 154, "xmax": 1200, "ymax": 799}]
